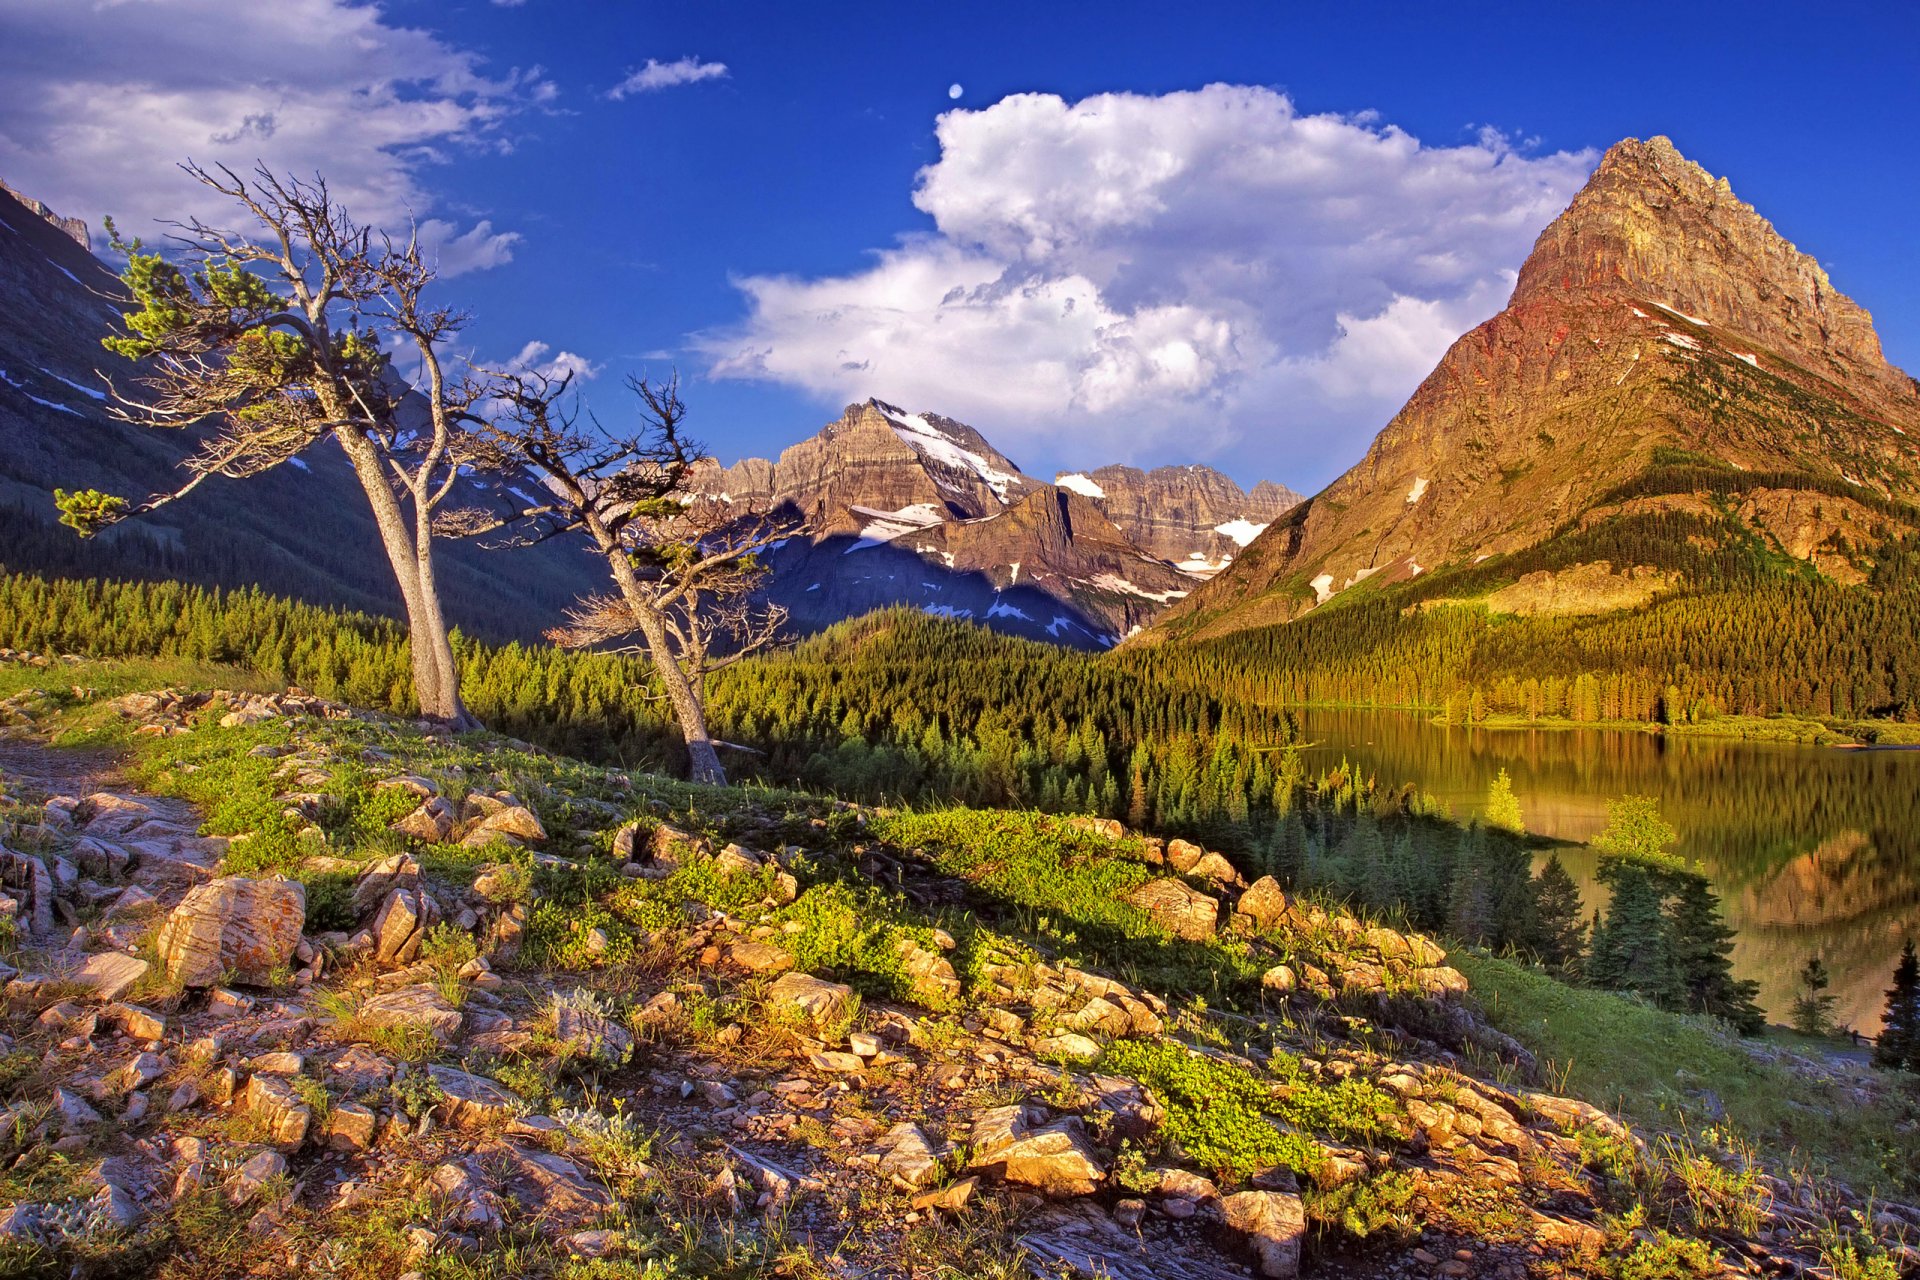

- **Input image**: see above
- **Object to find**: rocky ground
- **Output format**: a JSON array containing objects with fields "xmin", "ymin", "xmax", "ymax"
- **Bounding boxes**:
[{"xmin": 0, "ymin": 660, "xmax": 1914, "ymax": 1279}]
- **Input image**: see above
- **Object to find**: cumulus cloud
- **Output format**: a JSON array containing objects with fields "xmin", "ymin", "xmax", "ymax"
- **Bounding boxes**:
[
  {"xmin": 0, "ymin": 0, "xmax": 546, "ymax": 268},
  {"xmin": 606, "ymin": 57, "xmax": 730, "ymax": 99},
  {"xmin": 506, "ymin": 340, "xmax": 601, "ymax": 384},
  {"xmin": 701, "ymin": 85, "xmax": 1595, "ymax": 481}
]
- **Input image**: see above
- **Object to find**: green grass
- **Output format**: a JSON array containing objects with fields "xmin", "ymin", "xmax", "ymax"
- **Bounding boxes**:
[{"xmin": 1456, "ymin": 951, "xmax": 1920, "ymax": 1198}]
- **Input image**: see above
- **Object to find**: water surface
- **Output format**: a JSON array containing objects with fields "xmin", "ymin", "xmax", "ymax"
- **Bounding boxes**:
[{"xmin": 1288, "ymin": 709, "xmax": 1920, "ymax": 1034}]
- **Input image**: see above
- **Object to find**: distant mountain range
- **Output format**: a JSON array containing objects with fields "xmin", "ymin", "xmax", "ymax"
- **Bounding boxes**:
[
  {"xmin": 1153, "ymin": 135, "xmax": 1920, "ymax": 641},
  {"xmin": 691, "ymin": 399, "xmax": 1301, "ymax": 646},
  {"xmin": 0, "ymin": 180, "xmax": 601, "ymax": 640}
]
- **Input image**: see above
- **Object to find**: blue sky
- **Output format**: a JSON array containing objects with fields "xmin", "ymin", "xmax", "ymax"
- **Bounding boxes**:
[{"xmin": 2, "ymin": 0, "xmax": 1915, "ymax": 490}]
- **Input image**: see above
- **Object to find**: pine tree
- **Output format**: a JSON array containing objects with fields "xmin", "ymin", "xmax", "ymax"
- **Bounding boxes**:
[
  {"xmin": 1587, "ymin": 862, "xmax": 1678, "ymax": 1004},
  {"xmin": 1484, "ymin": 768, "xmax": 1524, "ymax": 835},
  {"xmin": 1665, "ymin": 872, "xmax": 1765, "ymax": 1033},
  {"xmin": 1790, "ymin": 956, "xmax": 1837, "ymax": 1038},
  {"xmin": 1530, "ymin": 853, "xmax": 1588, "ymax": 974},
  {"xmin": 1446, "ymin": 826, "xmax": 1496, "ymax": 944},
  {"xmin": 1875, "ymin": 941, "xmax": 1920, "ymax": 1072}
]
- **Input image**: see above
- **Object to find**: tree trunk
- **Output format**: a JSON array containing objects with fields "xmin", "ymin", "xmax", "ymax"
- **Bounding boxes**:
[
  {"xmin": 595, "ymin": 530, "xmax": 727, "ymax": 786},
  {"xmin": 334, "ymin": 428, "xmax": 474, "ymax": 728},
  {"xmin": 412, "ymin": 494, "xmax": 478, "ymax": 730}
]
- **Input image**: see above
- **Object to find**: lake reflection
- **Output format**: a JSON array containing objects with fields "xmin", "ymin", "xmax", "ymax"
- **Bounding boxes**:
[{"xmin": 1288, "ymin": 709, "xmax": 1920, "ymax": 1034}]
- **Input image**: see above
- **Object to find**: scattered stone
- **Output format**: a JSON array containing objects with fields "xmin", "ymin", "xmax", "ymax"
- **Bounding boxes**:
[
  {"xmin": 427, "ymin": 1065, "xmax": 520, "ymax": 1129},
  {"xmin": 968, "ymin": 1106, "xmax": 1105, "ymax": 1197},
  {"xmin": 766, "ymin": 972, "xmax": 855, "ymax": 1032},
  {"xmin": 354, "ymin": 985, "xmax": 464, "ymax": 1046},
  {"xmin": 227, "ymin": 1151, "xmax": 288, "ymax": 1205},
  {"xmin": 72, "ymin": 952, "xmax": 149, "ymax": 1003},
  {"xmin": 876, "ymin": 1122, "xmax": 944, "ymax": 1190},
  {"xmin": 1125, "ymin": 878, "xmax": 1218, "ymax": 942},
  {"xmin": 241, "ymin": 1073, "xmax": 313, "ymax": 1148},
  {"xmin": 1222, "ymin": 1190, "xmax": 1306, "ymax": 1279},
  {"xmin": 154, "ymin": 876, "xmax": 305, "ymax": 986}
]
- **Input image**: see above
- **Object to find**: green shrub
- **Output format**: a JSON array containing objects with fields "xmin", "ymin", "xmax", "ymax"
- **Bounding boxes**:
[{"xmin": 1101, "ymin": 1040, "xmax": 1321, "ymax": 1184}]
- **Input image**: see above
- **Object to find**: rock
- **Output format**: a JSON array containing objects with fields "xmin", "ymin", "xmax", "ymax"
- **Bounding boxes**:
[
  {"xmin": 392, "ymin": 800, "xmax": 456, "ymax": 843},
  {"xmin": 0, "ymin": 850, "xmax": 54, "ymax": 938},
  {"xmin": 1065, "ymin": 816, "xmax": 1125, "ymax": 841},
  {"xmin": 1260, "ymin": 964, "xmax": 1297, "ymax": 993},
  {"xmin": 1036, "ymin": 1032, "xmax": 1102, "ymax": 1063},
  {"xmin": 876, "ymin": 1122, "xmax": 944, "ymax": 1190},
  {"xmin": 326, "ymin": 1102, "xmax": 378, "ymax": 1152},
  {"xmin": 912, "ymin": 1175, "xmax": 979, "ymax": 1213},
  {"xmin": 352, "ymin": 853, "xmax": 423, "ymax": 915},
  {"xmin": 227, "ymin": 1151, "xmax": 288, "ymax": 1205},
  {"xmin": 479, "ymin": 806, "xmax": 547, "ymax": 842},
  {"xmin": 720, "ymin": 940, "xmax": 793, "ymax": 975},
  {"xmin": 370, "ymin": 886, "xmax": 442, "ymax": 965},
  {"xmin": 354, "ymin": 985, "xmax": 464, "ymax": 1046},
  {"xmin": 430, "ymin": 1159, "xmax": 502, "ymax": 1231},
  {"xmin": 553, "ymin": 1000, "xmax": 634, "ymax": 1068},
  {"xmin": 1234, "ymin": 876, "xmax": 1292, "ymax": 933},
  {"xmin": 245, "ymin": 1051, "xmax": 304, "ymax": 1076},
  {"xmin": 427, "ymin": 1065, "xmax": 520, "ymax": 1128},
  {"xmin": 1415, "ymin": 966, "xmax": 1471, "ymax": 998},
  {"xmin": 1125, "ymin": 878, "xmax": 1218, "ymax": 941},
  {"xmin": 896, "ymin": 937, "xmax": 962, "ymax": 1007},
  {"xmin": 766, "ymin": 972, "xmax": 856, "ymax": 1032},
  {"xmin": 1088, "ymin": 1076, "xmax": 1164, "ymax": 1143},
  {"xmin": 53, "ymin": 1086, "xmax": 101, "ymax": 1130},
  {"xmin": 104, "ymin": 885, "xmax": 160, "ymax": 919},
  {"xmin": 72, "ymin": 952, "xmax": 149, "ymax": 1003},
  {"xmin": 241, "ymin": 1073, "xmax": 313, "ymax": 1148},
  {"xmin": 491, "ymin": 1141, "xmax": 615, "ymax": 1226},
  {"xmin": 108, "ymin": 1051, "xmax": 166, "ymax": 1094},
  {"xmin": 111, "ymin": 1003, "xmax": 166, "ymax": 1042},
  {"xmin": 968, "ymin": 1106, "xmax": 1105, "ymax": 1197},
  {"xmin": 153, "ymin": 876, "xmax": 305, "ymax": 986},
  {"xmin": 1164, "ymin": 838, "xmax": 1206, "ymax": 873},
  {"xmin": 1222, "ymin": 1190, "xmax": 1307, "ymax": 1279}
]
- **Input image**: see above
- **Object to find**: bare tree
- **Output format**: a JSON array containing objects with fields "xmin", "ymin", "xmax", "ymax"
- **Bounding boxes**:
[
  {"xmin": 454, "ymin": 373, "xmax": 791, "ymax": 786},
  {"xmin": 56, "ymin": 162, "xmax": 485, "ymax": 727}
]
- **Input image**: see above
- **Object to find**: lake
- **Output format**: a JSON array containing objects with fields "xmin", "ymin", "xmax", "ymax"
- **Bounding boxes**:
[{"xmin": 1288, "ymin": 708, "xmax": 1920, "ymax": 1035}]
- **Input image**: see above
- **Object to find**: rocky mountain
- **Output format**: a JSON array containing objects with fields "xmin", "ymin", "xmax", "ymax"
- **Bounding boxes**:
[
  {"xmin": 1154, "ymin": 136, "xmax": 1920, "ymax": 640},
  {"xmin": 0, "ymin": 178, "xmax": 599, "ymax": 640},
  {"xmin": 1055, "ymin": 465, "xmax": 1301, "ymax": 576},
  {"xmin": 695, "ymin": 399, "xmax": 1298, "ymax": 647}
]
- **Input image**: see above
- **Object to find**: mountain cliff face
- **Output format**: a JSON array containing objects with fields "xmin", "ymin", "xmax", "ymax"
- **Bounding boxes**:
[
  {"xmin": 1056, "ymin": 464, "xmax": 1301, "ymax": 575},
  {"xmin": 0, "ymin": 179, "xmax": 598, "ymax": 639},
  {"xmin": 696, "ymin": 400, "xmax": 1297, "ymax": 646},
  {"xmin": 1155, "ymin": 136, "xmax": 1920, "ymax": 640}
]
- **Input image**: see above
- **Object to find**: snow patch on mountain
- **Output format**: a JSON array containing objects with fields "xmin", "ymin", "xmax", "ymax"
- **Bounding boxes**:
[
  {"xmin": 1406, "ymin": 476, "xmax": 1428, "ymax": 504},
  {"xmin": 1213, "ymin": 518, "xmax": 1268, "ymax": 547},
  {"xmin": 875, "ymin": 402, "xmax": 1020, "ymax": 501},
  {"xmin": 1055, "ymin": 472, "xmax": 1106, "ymax": 499}
]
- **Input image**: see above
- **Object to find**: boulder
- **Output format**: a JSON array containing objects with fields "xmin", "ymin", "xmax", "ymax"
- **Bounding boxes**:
[
  {"xmin": 1234, "ymin": 876, "xmax": 1292, "ymax": 933},
  {"xmin": 72, "ymin": 952, "xmax": 149, "ymax": 1003},
  {"xmin": 896, "ymin": 937, "xmax": 962, "ymax": 1007},
  {"xmin": 766, "ymin": 972, "xmax": 856, "ymax": 1032},
  {"xmin": 1164, "ymin": 838, "xmax": 1206, "ymax": 873},
  {"xmin": 1124, "ymin": 878, "xmax": 1218, "ymax": 941},
  {"xmin": 490, "ymin": 1140, "xmax": 615, "ymax": 1226},
  {"xmin": 968, "ymin": 1106, "xmax": 1105, "ymax": 1197},
  {"xmin": 478, "ymin": 806, "xmax": 546, "ymax": 843},
  {"xmin": 240, "ymin": 1073, "xmax": 312, "ymax": 1149},
  {"xmin": 352, "ymin": 853, "xmax": 423, "ymax": 915},
  {"xmin": 227, "ymin": 1151, "xmax": 288, "ymax": 1205},
  {"xmin": 354, "ymin": 985, "xmax": 464, "ymax": 1046},
  {"xmin": 370, "ymin": 886, "xmax": 441, "ymax": 965},
  {"xmin": 553, "ymin": 1000, "xmax": 634, "ymax": 1068},
  {"xmin": 392, "ymin": 798, "xmax": 458, "ymax": 843},
  {"xmin": 154, "ymin": 877, "xmax": 305, "ymax": 986},
  {"xmin": 1221, "ymin": 1190, "xmax": 1307, "ymax": 1279},
  {"xmin": 875, "ymin": 1121, "xmax": 944, "ymax": 1190},
  {"xmin": 427, "ymin": 1065, "xmax": 521, "ymax": 1128}
]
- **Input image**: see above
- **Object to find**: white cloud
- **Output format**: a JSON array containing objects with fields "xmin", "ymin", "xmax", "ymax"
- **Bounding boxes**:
[
  {"xmin": 701, "ymin": 85, "xmax": 1594, "ymax": 481},
  {"xmin": 0, "ymin": 0, "xmax": 547, "ymax": 269},
  {"xmin": 606, "ymin": 57, "xmax": 730, "ymax": 100},
  {"xmin": 417, "ymin": 218, "xmax": 522, "ymax": 278},
  {"xmin": 507, "ymin": 341, "xmax": 601, "ymax": 384}
]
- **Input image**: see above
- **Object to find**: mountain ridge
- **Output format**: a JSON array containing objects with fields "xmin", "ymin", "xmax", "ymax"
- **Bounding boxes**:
[
  {"xmin": 1151, "ymin": 135, "xmax": 1920, "ymax": 642},
  {"xmin": 692, "ymin": 397, "xmax": 1301, "ymax": 645}
]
